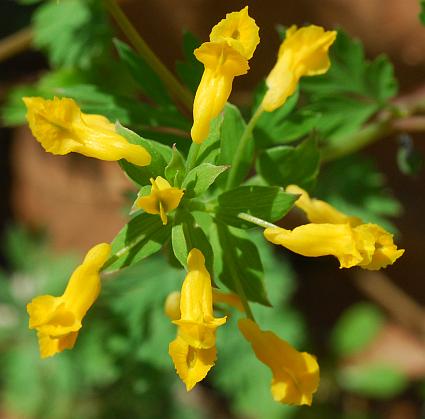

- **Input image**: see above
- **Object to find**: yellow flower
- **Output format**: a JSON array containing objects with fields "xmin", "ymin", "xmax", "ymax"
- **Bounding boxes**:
[
  {"xmin": 27, "ymin": 243, "xmax": 111, "ymax": 358},
  {"xmin": 169, "ymin": 249, "xmax": 226, "ymax": 390},
  {"xmin": 209, "ymin": 6, "xmax": 260, "ymax": 60},
  {"xmin": 134, "ymin": 176, "xmax": 184, "ymax": 225},
  {"xmin": 169, "ymin": 336, "xmax": 217, "ymax": 391},
  {"xmin": 264, "ymin": 185, "xmax": 404, "ymax": 269},
  {"xmin": 191, "ymin": 7, "xmax": 259, "ymax": 144},
  {"xmin": 238, "ymin": 318, "xmax": 319, "ymax": 406},
  {"xmin": 173, "ymin": 249, "xmax": 226, "ymax": 349},
  {"xmin": 264, "ymin": 223, "xmax": 365, "ymax": 268},
  {"xmin": 164, "ymin": 291, "xmax": 181, "ymax": 321},
  {"xmin": 287, "ymin": 184, "xmax": 362, "ymax": 226},
  {"xmin": 261, "ymin": 25, "xmax": 337, "ymax": 112},
  {"xmin": 165, "ymin": 288, "xmax": 244, "ymax": 320},
  {"xmin": 191, "ymin": 43, "xmax": 249, "ymax": 144},
  {"xmin": 23, "ymin": 97, "xmax": 151, "ymax": 166}
]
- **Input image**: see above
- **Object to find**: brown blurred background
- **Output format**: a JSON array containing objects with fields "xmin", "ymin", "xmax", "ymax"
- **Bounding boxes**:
[{"xmin": 0, "ymin": 3, "xmax": 424, "ymax": 417}]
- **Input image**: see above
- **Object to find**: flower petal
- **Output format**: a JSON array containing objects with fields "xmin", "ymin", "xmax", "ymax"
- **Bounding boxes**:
[
  {"xmin": 27, "ymin": 243, "xmax": 110, "ymax": 358},
  {"xmin": 238, "ymin": 318, "xmax": 319, "ymax": 406},
  {"xmin": 191, "ymin": 43, "xmax": 249, "ymax": 144},
  {"xmin": 23, "ymin": 97, "xmax": 151, "ymax": 166},
  {"xmin": 286, "ymin": 185, "xmax": 362, "ymax": 226},
  {"xmin": 209, "ymin": 6, "xmax": 260, "ymax": 60},
  {"xmin": 264, "ymin": 224, "xmax": 363, "ymax": 268},
  {"xmin": 169, "ymin": 336, "xmax": 216, "ymax": 391},
  {"xmin": 134, "ymin": 176, "xmax": 184, "ymax": 224},
  {"xmin": 355, "ymin": 224, "xmax": 405, "ymax": 270},
  {"xmin": 262, "ymin": 26, "xmax": 336, "ymax": 111},
  {"xmin": 173, "ymin": 249, "xmax": 226, "ymax": 348}
]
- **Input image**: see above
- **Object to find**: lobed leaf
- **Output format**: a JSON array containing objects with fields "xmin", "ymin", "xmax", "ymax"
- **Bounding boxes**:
[
  {"xmin": 33, "ymin": 0, "xmax": 111, "ymax": 70},
  {"xmin": 257, "ymin": 136, "xmax": 320, "ymax": 191},
  {"xmin": 217, "ymin": 104, "xmax": 254, "ymax": 186},
  {"xmin": 301, "ymin": 30, "xmax": 398, "ymax": 145},
  {"xmin": 210, "ymin": 223, "xmax": 270, "ymax": 306},
  {"xmin": 165, "ymin": 145, "xmax": 186, "ymax": 187},
  {"xmin": 104, "ymin": 212, "xmax": 170, "ymax": 272},
  {"xmin": 175, "ymin": 31, "xmax": 203, "ymax": 93},
  {"xmin": 114, "ymin": 39, "xmax": 171, "ymax": 106},
  {"xmin": 216, "ymin": 186, "xmax": 297, "ymax": 228},
  {"xmin": 171, "ymin": 211, "xmax": 214, "ymax": 274},
  {"xmin": 116, "ymin": 123, "xmax": 172, "ymax": 186},
  {"xmin": 182, "ymin": 163, "xmax": 228, "ymax": 198}
]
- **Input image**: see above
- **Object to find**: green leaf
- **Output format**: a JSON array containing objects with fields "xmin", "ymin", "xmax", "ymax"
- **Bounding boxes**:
[
  {"xmin": 264, "ymin": 110, "xmax": 320, "ymax": 146},
  {"xmin": 33, "ymin": 0, "xmax": 111, "ymax": 70},
  {"xmin": 301, "ymin": 30, "xmax": 398, "ymax": 144},
  {"xmin": 420, "ymin": 0, "xmax": 425, "ymax": 25},
  {"xmin": 176, "ymin": 31, "xmax": 203, "ymax": 93},
  {"xmin": 210, "ymin": 223, "xmax": 270, "ymax": 306},
  {"xmin": 257, "ymin": 136, "xmax": 320, "ymax": 190},
  {"xmin": 114, "ymin": 39, "xmax": 171, "ymax": 106},
  {"xmin": 182, "ymin": 163, "xmax": 228, "ymax": 198},
  {"xmin": 116, "ymin": 123, "xmax": 172, "ymax": 186},
  {"xmin": 217, "ymin": 103, "xmax": 253, "ymax": 186},
  {"xmin": 216, "ymin": 186, "xmax": 297, "ymax": 228},
  {"xmin": 104, "ymin": 213, "xmax": 170, "ymax": 272},
  {"xmin": 171, "ymin": 211, "xmax": 214, "ymax": 273},
  {"xmin": 165, "ymin": 145, "xmax": 186, "ymax": 187},
  {"xmin": 331, "ymin": 303, "xmax": 384, "ymax": 357},
  {"xmin": 186, "ymin": 113, "xmax": 223, "ymax": 166},
  {"xmin": 338, "ymin": 364, "xmax": 408, "ymax": 399},
  {"xmin": 254, "ymin": 85, "xmax": 304, "ymax": 146}
]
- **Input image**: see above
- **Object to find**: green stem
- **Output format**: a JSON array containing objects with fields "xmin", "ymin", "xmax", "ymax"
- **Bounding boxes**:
[
  {"xmin": 186, "ymin": 143, "xmax": 200, "ymax": 171},
  {"xmin": 104, "ymin": 0, "xmax": 193, "ymax": 112},
  {"xmin": 321, "ymin": 93, "xmax": 425, "ymax": 162},
  {"xmin": 321, "ymin": 119, "xmax": 392, "ymax": 163},
  {"xmin": 226, "ymin": 106, "xmax": 264, "ymax": 190},
  {"xmin": 0, "ymin": 27, "xmax": 32, "ymax": 63},
  {"xmin": 237, "ymin": 212, "xmax": 277, "ymax": 229},
  {"xmin": 230, "ymin": 266, "xmax": 255, "ymax": 320}
]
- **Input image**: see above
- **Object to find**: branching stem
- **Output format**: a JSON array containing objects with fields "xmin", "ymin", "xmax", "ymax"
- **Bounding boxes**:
[
  {"xmin": 104, "ymin": 0, "xmax": 193, "ymax": 112},
  {"xmin": 225, "ymin": 106, "xmax": 264, "ymax": 190}
]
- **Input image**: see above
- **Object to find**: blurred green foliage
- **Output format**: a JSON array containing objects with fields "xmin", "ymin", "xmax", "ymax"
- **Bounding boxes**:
[{"xmin": 1, "ymin": 1, "xmax": 421, "ymax": 418}]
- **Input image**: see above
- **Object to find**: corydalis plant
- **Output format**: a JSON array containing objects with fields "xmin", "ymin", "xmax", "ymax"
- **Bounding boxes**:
[{"xmin": 24, "ymin": 5, "xmax": 404, "ymax": 407}]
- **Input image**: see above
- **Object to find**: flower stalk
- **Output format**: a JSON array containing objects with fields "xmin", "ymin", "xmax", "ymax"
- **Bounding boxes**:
[
  {"xmin": 103, "ymin": 0, "xmax": 193, "ymax": 112},
  {"xmin": 225, "ymin": 106, "xmax": 264, "ymax": 189}
]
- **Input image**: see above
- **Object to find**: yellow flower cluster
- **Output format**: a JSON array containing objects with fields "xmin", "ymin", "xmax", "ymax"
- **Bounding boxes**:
[
  {"xmin": 191, "ymin": 7, "xmax": 260, "ymax": 144},
  {"xmin": 23, "ymin": 5, "xmax": 404, "ymax": 410},
  {"xmin": 264, "ymin": 185, "xmax": 404, "ymax": 269},
  {"xmin": 165, "ymin": 249, "xmax": 319, "ymax": 404}
]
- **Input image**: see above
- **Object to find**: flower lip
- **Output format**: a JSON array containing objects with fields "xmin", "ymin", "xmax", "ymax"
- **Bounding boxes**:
[
  {"xmin": 209, "ymin": 6, "xmax": 260, "ymax": 60},
  {"xmin": 134, "ymin": 176, "xmax": 184, "ymax": 225}
]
